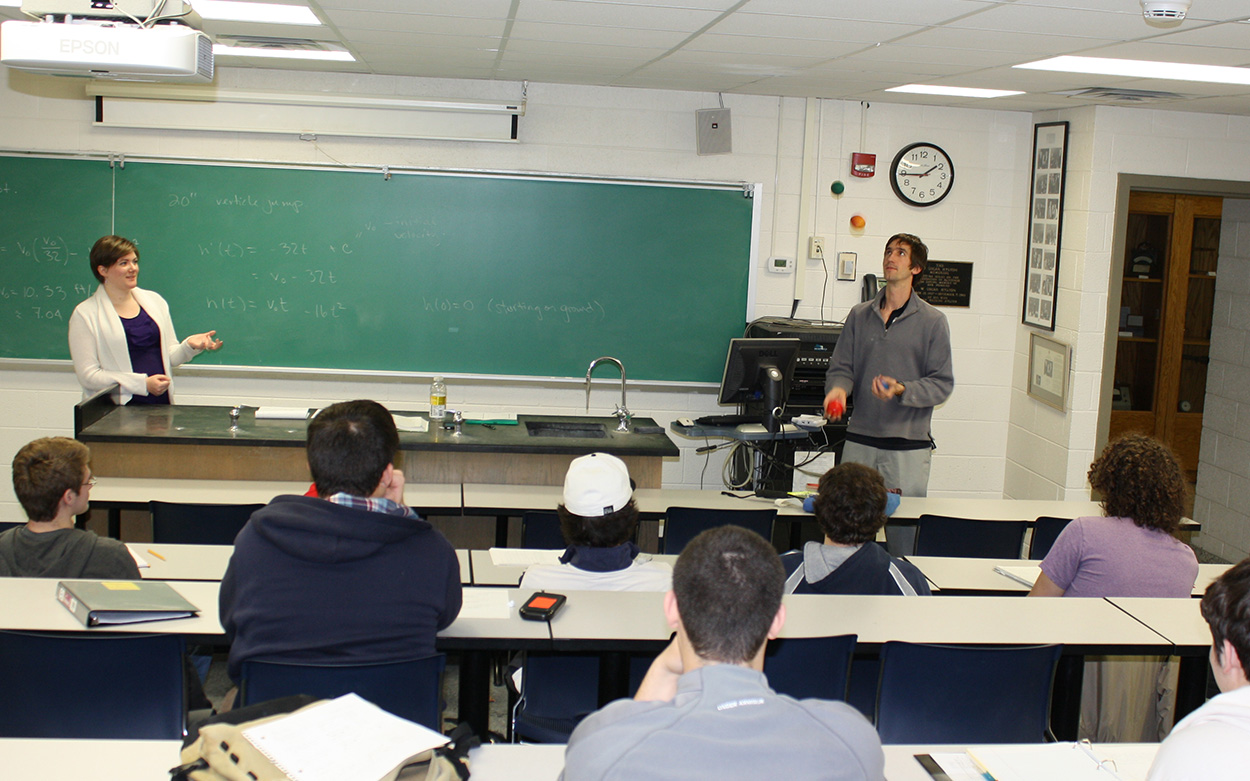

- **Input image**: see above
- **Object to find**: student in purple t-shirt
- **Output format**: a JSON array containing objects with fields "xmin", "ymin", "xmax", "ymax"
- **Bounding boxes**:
[{"xmin": 1030, "ymin": 434, "xmax": 1198, "ymax": 599}]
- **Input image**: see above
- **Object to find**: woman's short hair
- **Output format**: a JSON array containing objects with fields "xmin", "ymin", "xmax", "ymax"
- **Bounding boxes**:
[
  {"xmin": 1088, "ymin": 433, "xmax": 1187, "ymax": 533},
  {"xmin": 89, "ymin": 235, "xmax": 139, "ymax": 284},
  {"xmin": 813, "ymin": 462, "xmax": 888, "ymax": 545},
  {"xmin": 557, "ymin": 500, "xmax": 639, "ymax": 548}
]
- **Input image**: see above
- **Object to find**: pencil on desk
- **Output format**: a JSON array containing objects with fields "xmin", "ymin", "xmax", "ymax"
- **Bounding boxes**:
[{"xmin": 147, "ymin": 548, "xmax": 166, "ymax": 561}]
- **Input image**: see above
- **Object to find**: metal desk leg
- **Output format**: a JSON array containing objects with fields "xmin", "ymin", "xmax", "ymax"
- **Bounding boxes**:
[
  {"xmin": 1051, "ymin": 655, "xmax": 1084, "ymax": 740},
  {"xmin": 597, "ymin": 651, "xmax": 630, "ymax": 707},
  {"xmin": 1175, "ymin": 654, "xmax": 1209, "ymax": 722},
  {"xmin": 458, "ymin": 649, "xmax": 492, "ymax": 738},
  {"xmin": 495, "ymin": 515, "xmax": 509, "ymax": 548}
]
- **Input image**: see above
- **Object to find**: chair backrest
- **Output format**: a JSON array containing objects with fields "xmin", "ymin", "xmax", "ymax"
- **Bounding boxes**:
[
  {"xmin": 875, "ymin": 642, "xmax": 1062, "ymax": 744},
  {"xmin": 0, "ymin": 630, "xmax": 186, "ymax": 739},
  {"xmin": 763, "ymin": 634, "xmax": 857, "ymax": 702},
  {"xmin": 150, "ymin": 501, "xmax": 263, "ymax": 545},
  {"xmin": 521, "ymin": 511, "xmax": 565, "ymax": 549},
  {"xmin": 239, "ymin": 654, "xmax": 446, "ymax": 731},
  {"xmin": 513, "ymin": 652, "xmax": 601, "ymax": 743},
  {"xmin": 1030, "ymin": 516, "xmax": 1073, "ymax": 560},
  {"xmin": 661, "ymin": 506, "xmax": 777, "ymax": 555},
  {"xmin": 914, "ymin": 515, "xmax": 1028, "ymax": 559}
]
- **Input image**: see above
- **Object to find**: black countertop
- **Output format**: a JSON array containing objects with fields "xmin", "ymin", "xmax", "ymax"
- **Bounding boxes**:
[{"xmin": 76, "ymin": 404, "xmax": 680, "ymax": 458}]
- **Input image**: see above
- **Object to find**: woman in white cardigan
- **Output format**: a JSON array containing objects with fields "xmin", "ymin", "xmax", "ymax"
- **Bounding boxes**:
[{"xmin": 68, "ymin": 235, "xmax": 222, "ymax": 404}]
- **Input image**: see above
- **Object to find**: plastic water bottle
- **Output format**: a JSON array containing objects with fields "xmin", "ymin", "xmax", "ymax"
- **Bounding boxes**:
[{"xmin": 429, "ymin": 376, "xmax": 447, "ymax": 420}]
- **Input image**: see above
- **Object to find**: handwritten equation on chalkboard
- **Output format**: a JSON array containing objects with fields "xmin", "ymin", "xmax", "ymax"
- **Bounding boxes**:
[{"xmin": 914, "ymin": 260, "xmax": 973, "ymax": 308}]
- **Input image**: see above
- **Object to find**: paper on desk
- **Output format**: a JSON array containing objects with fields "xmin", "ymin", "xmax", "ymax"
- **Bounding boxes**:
[
  {"xmin": 459, "ymin": 588, "xmax": 513, "ymax": 619},
  {"xmin": 994, "ymin": 565, "xmax": 1042, "ymax": 588},
  {"xmin": 255, "ymin": 407, "xmax": 314, "ymax": 420},
  {"xmin": 241, "ymin": 693, "xmax": 448, "ymax": 781},
  {"xmin": 489, "ymin": 547, "xmax": 562, "ymax": 567},
  {"xmin": 127, "ymin": 547, "xmax": 150, "ymax": 569},
  {"xmin": 964, "ymin": 743, "xmax": 1129, "ymax": 780},
  {"xmin": 392, "ymin": 414, "xmax": 430, "ymax": 433}
]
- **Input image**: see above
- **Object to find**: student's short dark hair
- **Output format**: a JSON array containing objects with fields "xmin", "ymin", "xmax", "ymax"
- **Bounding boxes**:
[
  {"xmin": 886, "ymin": 233, "xmax": 928, "ymax": 277},
  {"xmin": 813, "ymin": 462, "xmax": 888, "ymax": 545},
  {"xmin": 12, "ymin": 437, "xmax": 90, "ymax": 522},
  {"xmin": 1201, "ymin": 558, "xmax": 1250, "ymax": 681},
  {"xmin": 672, "ymin": 525, "xmax": 784, "ymax": 664},
  {"xmin": 90, "ymin": 235, "xmax": 138, "ymax": 284},
  {"xmin": 306, "ymin": 400, "xmax": 399, "ymax": 497},
  {"xmin": 557, "ymin": 500, "xmax": 640, "ymax": 547},
  {"xmin": 1088, "ymin": 434, "xmax": 1186, "ymax": 533}
]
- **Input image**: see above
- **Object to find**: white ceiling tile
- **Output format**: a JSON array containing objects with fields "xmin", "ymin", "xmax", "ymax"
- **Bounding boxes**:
[
  {"xmin": 325, "ymin": 10, "xmax": 509, "ymax": 34},
  {"xmin": 514, "ymin": 0, "xmax": 721, "ymax": 30},
  {"xmin": 507, "ymin": 21, "xmax": 691, "ymax": 47}
]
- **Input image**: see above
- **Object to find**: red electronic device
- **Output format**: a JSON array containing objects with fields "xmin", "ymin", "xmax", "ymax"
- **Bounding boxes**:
[{"xmin": 519, "ymin": 592, "xmax": 567, "ymax": 621}]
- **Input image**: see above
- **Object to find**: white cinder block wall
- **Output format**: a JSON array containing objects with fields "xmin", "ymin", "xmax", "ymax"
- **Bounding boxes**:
[
  {"xmin": 1196, "ymin": 199, "xmax": 1250, "ymax": 562},
  {"xmin": 0, "ymin": 64, "xmax": 1115, "ymax": 524}
]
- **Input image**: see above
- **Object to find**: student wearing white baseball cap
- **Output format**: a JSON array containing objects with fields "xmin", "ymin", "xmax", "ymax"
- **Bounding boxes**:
[{"xmin": 520, "ymin": 453, "xmax": 671, "ymax": 592}]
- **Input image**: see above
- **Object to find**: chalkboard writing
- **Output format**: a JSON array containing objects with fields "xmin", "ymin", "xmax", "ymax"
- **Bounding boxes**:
[
  {"xmin": 0, "ymin": 155, "xmax": 756, "ymax": 383},
  {"xmin": 914, "ymin": 260, "xmax": 972, "ymax": 308}
]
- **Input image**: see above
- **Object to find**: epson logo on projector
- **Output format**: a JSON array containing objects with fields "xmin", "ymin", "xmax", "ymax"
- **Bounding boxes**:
[{"xmin": 60, "ymin": 39, "xmax": 123, "ymax": 56}]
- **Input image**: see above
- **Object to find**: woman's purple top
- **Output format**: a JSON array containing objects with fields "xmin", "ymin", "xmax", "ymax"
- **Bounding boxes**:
[
  {"xmin": 1039, "ymin": 515, "xmax": 1198, "ymax": 598},
  {"xmin": 121, "ymin": 307, "xmax": 169, "ymax": 405}
]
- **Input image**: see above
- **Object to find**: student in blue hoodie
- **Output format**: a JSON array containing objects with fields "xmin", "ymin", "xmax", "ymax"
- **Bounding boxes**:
[
  {"xmin": 781, "ymin": 462, "xmax": 928, "ymax": 595},
  {"xmin": 219, "ymin": 399, "xmax": 462, "ymax": 684}
]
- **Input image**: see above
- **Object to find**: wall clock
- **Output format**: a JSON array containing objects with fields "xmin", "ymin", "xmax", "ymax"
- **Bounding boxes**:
[{"xmin": 890, "ymin": 142, "xmax": 954, "ymax": 207}]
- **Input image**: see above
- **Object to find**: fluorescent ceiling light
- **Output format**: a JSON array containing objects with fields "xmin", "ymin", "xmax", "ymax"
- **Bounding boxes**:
[
  {"xmin": 194, "ymin": 1, "xmax": 321, "ymax": 25},
  {"xmin": 0, "ymin": 0, "xmax": 21, "ymax": 7},
  {"xmin": 886, "ymin": 84, "xmax": 1024, "ymax": 98},
  {"xmin": 1015, "ymin": 56, "xmax": 1250, "ymax": 86},
  {"xmin": 213, "ymin": 44, "xmax": 354, "ymax": 61}
]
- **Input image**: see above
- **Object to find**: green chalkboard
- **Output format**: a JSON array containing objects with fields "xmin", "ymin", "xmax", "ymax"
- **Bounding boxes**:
[
  {"xmin": 0, "ymin": 156, "xmax": 755, "ymax": 383},
  {"xmin": 0, "ymin": 156, "xmax": 114, "ymax": 358}
]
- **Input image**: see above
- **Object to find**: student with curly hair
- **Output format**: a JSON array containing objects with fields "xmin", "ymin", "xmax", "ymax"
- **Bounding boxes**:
[
  {"xmin": 780, "ymin": 462, "xmax": 928, "ymax": 595},
  {"xmin": 1030, "ymin": 433, "xmax": 1197, "ymax": 598},
  {"xmin": 1030, "ymin": 434, "xmax": 1198, "ymax": 743}
]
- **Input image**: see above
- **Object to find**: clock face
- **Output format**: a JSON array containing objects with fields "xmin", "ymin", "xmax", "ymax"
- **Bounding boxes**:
[{"xmin": 890, "ymin": 142, "xmax": 954, "ymax": 207}]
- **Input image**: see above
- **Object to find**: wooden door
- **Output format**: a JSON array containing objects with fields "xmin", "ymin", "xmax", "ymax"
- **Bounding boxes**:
[{"xmin": 1109, "ymin": 192, "xmax": 1221, "ymax": 482}]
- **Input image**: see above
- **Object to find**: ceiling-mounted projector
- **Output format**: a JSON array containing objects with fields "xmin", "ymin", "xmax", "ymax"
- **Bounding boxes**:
[{"xmin": 1, "ymin": 19, "xmax": 213, "ymax": 82}]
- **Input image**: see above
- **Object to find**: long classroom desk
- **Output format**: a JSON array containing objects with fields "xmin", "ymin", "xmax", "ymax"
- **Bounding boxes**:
[
  {"xmin": 130, "ymin": 542, "xmax": 472, "ymax": 585},
  {"xmin": 1106, "ymin": 596, "xmax": 1213, "ymax": 722},
  {"xmin": 542, "ymin": 590, "xmax": 1183, "ymax": 740},
  {"xmin": 907, "ymin": 556, "xmax": 1230, "ymax": 596},
  {"xmin": 0, "ymin": 579, "xmax": 544, "ymax": 740},
  {"xmin": 88, "ymin": 478, "xmax": 464, "ymax": 538}
]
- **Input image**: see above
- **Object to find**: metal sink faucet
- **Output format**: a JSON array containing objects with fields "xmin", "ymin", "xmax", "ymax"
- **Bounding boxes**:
[{"xmin": 586, "ymin": 356, "xmax": 631, "ymax": 432}]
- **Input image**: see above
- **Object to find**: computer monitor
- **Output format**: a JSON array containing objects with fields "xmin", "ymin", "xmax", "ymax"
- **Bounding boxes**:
[{"xmin": 717, "ymin": 338, "xmax": 800, "ymax": 432}]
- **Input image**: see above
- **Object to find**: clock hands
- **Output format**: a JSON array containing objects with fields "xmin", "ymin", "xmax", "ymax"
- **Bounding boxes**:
[{"xmin": 902, "ymin": 164, "xmax": 940, "ymax": 178}]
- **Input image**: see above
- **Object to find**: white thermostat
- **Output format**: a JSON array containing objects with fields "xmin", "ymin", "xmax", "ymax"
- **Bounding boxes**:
[{"xmin": 768, "ymin": 257, "xmax": 794, "ymax": 273}]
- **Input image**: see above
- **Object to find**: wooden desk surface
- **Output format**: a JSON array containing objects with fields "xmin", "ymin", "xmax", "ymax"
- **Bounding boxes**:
[
  {"xmin": 893, "ymin": 497, "xmax": 1102, "ymax": 521},
  {"xmin": 132, "ymin": 543, "xmax": 235, "ymax": 581},
  {"xmin": 468, "ymin": 743, "xmax": 565, "ymax": 781}
]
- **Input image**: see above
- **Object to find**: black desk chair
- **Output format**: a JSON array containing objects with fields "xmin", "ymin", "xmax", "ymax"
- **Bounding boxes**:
[
  {"xmin": 914, "ymin": 514, "xmax": 1028, "ymax": 559},
  {"xmin": 763, "ymin": 634, "xmax": 857, "ymax": 702},
  {"xmin": 239, "ymin": 654, "xmax": 446, "ymax": 731},
  {"xmin": 874, "ymin": 641, "xmax": 1063, "ymax": 744},
  {"xmin": 1030, "ymin": 516, "xmax": 1073, "ymax": 560},
  {"xmin": 0, "ymin": 630, "xmax": 186, "ymax": 739},
  {"xmin": 512, "ymin": 651, "xmax": 652, "ymax": 743},
  {"xmin": 520, "ymin": 511, "xmax": 565, "ymax": 549},
  {"xmin": 150, "ymin": 501, "xmax": 263, "ymax": 545},
  {"xmin": 660, "ymin": 506, "xmax": 777, "ymax": 555}
]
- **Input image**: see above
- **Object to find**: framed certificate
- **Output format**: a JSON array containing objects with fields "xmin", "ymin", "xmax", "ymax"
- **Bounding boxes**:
[{"xmin": 1027, "ymin": 332, "xmax": 1070, "ymax": 411}]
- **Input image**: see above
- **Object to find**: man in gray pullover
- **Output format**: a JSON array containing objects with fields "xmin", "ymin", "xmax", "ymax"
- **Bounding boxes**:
[{"xmin": 823, "ymin": 233, "xmax": 954, "ymax": 496}]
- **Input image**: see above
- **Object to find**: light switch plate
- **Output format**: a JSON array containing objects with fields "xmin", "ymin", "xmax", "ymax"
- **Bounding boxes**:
[{"xmin": 837, "ymin": 252, "xmax": 856, "ymax": 280}]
